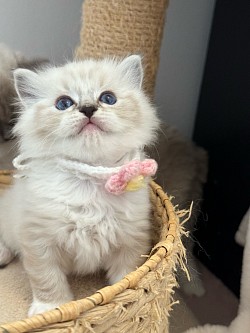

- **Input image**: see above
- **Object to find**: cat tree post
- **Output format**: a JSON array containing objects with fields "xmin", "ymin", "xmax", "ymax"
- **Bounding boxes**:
[{"xmin": 75, "ymin": 0, "xmax": 169, "ymax": 97}]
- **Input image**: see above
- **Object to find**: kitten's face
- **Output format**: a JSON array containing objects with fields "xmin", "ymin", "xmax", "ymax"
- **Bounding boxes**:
[{"xmin": 14, "ymin": 56, "xmax": 159, "ymax": 164}]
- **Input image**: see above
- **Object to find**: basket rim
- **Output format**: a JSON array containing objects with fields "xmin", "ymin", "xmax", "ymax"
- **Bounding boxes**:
[{"xmin": 0, "ymin": 173, "xmax": 179, "ymax": 333}]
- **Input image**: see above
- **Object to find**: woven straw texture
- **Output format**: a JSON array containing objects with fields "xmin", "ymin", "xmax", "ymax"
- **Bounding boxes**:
[
  {"xmin": 0, "ymin": 170, "xmax": 13, "ymax": 192},
  {"xmin": 75, "ymin": 0, "xmax": 169, "ymax": 97},
  {"xmin": 0, "ymin": 171, "xmax": 188, "ymax": 333}
]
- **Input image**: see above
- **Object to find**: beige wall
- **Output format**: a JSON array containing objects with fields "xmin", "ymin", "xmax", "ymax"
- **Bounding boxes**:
[{"xmin": 0, "ymin": 0, "xmax": 83, "ymax": 63}]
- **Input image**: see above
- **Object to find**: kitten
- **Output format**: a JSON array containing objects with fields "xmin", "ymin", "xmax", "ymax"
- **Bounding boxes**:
[
  {"xmin": 0, "ymin": 55, "xmax": 159, "ymax": 316},
  {"xmin": 0, "ymin": 43, "xmax": 47, "ymax": 141}
]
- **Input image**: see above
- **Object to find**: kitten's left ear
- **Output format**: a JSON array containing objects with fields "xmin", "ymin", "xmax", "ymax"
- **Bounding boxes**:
[
  {"xmin": 13, "ymin": 68, "xmax": 43, "ymax": 106},
  {"xmin": 119, "ymin": 55, "xmax": 143, "ymax": 89}
]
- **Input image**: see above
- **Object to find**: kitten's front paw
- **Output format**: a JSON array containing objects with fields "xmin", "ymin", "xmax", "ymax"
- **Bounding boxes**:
[{"xmin": 28, "ymin": 299, "xmax": 63, "ymax": 317}]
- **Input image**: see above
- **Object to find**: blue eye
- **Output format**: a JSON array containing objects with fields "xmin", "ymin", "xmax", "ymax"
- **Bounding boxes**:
[
  {"xmin": 99, "ymin": 92, "xmax": 117, "ymax": 105},
  {"xmin": 55, "ymin": 96, "xmax": 74, "ymax": 110}
]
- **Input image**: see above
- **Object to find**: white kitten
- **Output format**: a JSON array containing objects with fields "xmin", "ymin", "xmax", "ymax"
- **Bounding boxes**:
[{"xmin": 0, "ymin": 55, "xmax": 159, "ymax": 316}]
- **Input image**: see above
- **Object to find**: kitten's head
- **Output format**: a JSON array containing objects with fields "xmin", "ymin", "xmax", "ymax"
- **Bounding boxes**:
[{"xmin": 14, "ymin": 55, "xmax": 159, "ymax": 164}]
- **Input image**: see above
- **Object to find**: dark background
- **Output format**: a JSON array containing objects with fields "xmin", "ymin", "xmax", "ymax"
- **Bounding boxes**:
[{"xmin": 193, "ymin": 0, "xmax": 250, "ymax": 297}]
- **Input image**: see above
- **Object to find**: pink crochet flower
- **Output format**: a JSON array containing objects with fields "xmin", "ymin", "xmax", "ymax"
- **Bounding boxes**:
[{"xmin": 105, "ymin": 159, "xmax": 157, "ymax": 195}]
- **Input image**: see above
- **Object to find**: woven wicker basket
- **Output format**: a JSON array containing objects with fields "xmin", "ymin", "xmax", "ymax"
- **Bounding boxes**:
[{"xmin": 0, "ymin": 170, "xmax": 187, "ymax": 333}]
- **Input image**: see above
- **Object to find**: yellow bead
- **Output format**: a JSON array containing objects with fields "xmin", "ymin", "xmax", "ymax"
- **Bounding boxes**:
[{"xmin": 125, "ymin": 175, "xmax": 145, "ymax": 191}]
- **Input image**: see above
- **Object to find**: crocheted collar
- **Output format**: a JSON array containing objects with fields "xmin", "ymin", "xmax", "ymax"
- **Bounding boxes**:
[{"xmin": 13, "ymin": 150, "xmax": 157, "ymax": 195}]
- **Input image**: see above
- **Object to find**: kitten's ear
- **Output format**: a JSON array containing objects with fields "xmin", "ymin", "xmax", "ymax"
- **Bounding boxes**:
[
  {"xmin": 119, "ymin": 55, "xmax": 143, "ymax": 89},
  {"xmin": 13, "ymin": 68, "xmax": 43, "ymax": 106}
]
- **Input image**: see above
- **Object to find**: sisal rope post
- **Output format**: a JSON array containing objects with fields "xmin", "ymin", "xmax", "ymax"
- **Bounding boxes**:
[{"xmin": 75, "ymin": 0, "xmax": 169, "ymax": 98}]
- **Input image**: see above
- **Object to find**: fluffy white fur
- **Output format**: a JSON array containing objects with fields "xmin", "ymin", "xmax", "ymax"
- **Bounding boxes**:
[{"xmin": 0, "ymin": 55, "xmax": 159, "ymax": 316}]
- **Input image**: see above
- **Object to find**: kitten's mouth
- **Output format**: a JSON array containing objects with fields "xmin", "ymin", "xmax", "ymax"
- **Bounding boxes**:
[{"xmin": 78, "ymin": 119, "xmax": 104, "ymax": 134}]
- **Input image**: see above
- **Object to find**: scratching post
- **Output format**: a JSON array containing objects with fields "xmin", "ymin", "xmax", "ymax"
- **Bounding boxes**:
[{"xmin": 75, "ymin": 0, "xmax": 169, "ymax": 97}]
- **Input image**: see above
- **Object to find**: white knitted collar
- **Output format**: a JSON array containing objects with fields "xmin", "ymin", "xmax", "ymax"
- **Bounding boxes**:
[{"xmin": 13, "ymin": 149, "xmax": 143, "ymax": 181}]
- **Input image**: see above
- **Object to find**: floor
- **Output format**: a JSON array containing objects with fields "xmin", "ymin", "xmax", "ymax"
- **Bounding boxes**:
[
  {"xmin": 169, "ymin": 261, "xmax": 239, "ymax": 332},
  {"xmin": 183, "ymin": 263, "xmax": 239, "ymax": 326}
]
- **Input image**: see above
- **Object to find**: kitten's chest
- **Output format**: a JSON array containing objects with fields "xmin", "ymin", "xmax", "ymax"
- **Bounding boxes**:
[
  {"xmin": 28, "ymin": 169, "xmax": 103, "ymax": 206},
  {"xmin": 26, "ymin": 164, "xmax": 148, "ymax": 225}
]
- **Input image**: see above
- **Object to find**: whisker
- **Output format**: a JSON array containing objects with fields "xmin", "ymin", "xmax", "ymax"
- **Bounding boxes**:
[{"xmin": 38, "ymin": 127, "xmax": 61, "ymax": 152}]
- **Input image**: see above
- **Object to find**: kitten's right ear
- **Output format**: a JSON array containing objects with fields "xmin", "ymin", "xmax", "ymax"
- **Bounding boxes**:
[
  {"xmin": 13, "ymin": 68, "xmax": 42, "ymax": 106},
  {"xmin": 119, "ymin": 55, "xmax": 144, "ymax": 89}
]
